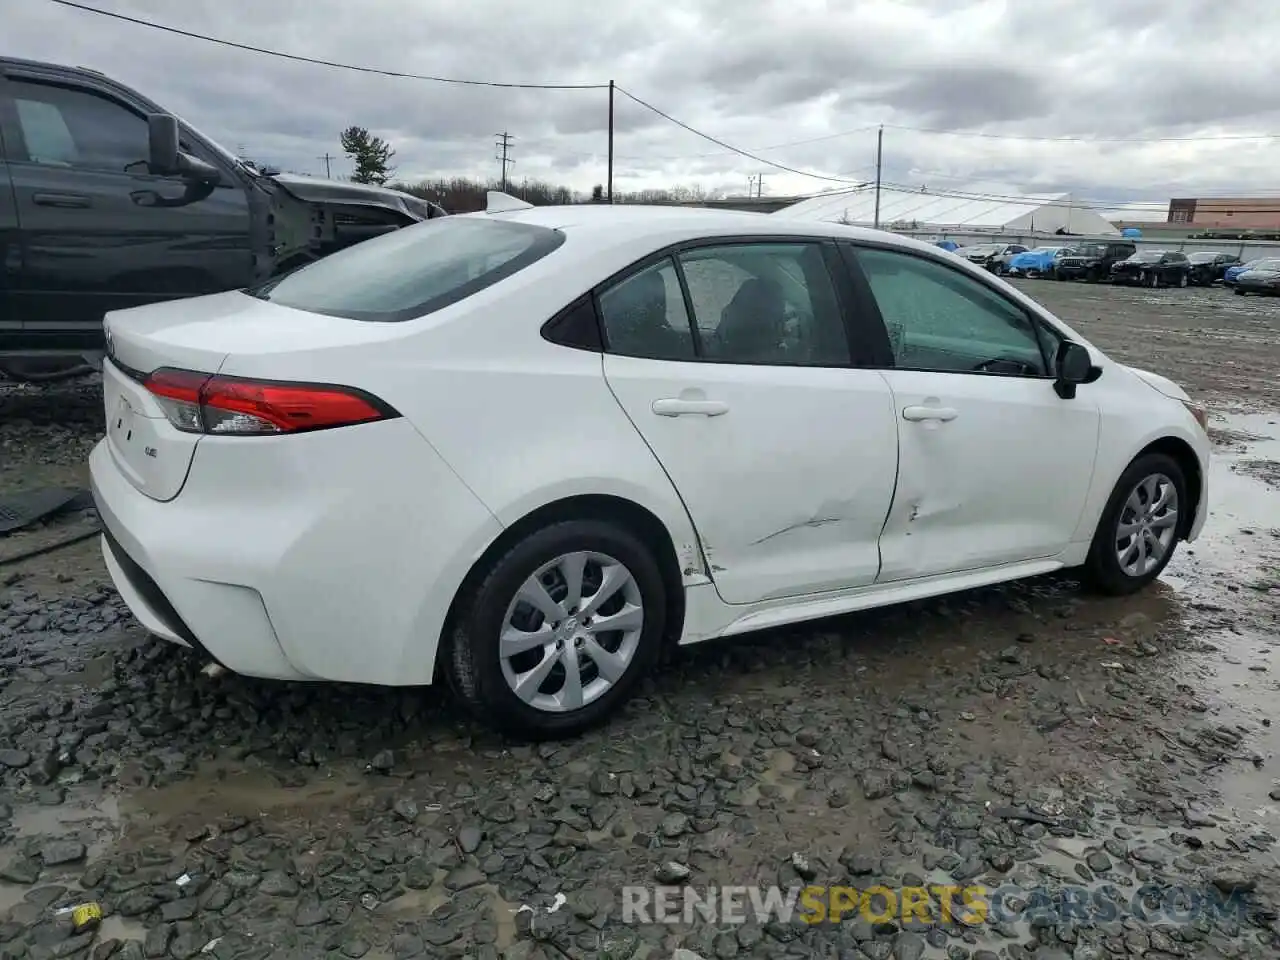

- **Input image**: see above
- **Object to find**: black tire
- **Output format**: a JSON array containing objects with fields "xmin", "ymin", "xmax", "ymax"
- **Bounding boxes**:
[
  {"xmin": 1081, "ymin": 452, "xmax": 1187, "ymax": 596},
  {"xmin": 445, "ymin": 518, "xmax": 667, "ymax": 740},
  {"xmin": 1147, "ymin": 271, "xmax": 1160, "ymax": 288},
  {"xmin": 1235, "ymin": 287, "xmax": 1246, "ymax": 296}
]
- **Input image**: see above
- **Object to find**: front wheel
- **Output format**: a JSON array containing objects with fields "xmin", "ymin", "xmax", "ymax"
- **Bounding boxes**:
[
  {"xmin": 1081, "ymin": 453, "xmax": 1186, "ymax": 595},
  {"xmin": 446, "ymin": 519, "xmax": 667, "ymax": 739}
]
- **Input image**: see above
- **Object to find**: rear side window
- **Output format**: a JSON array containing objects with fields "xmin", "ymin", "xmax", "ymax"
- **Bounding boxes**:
[{"xmin": 248, "ymin": 217, "xmax": 564, "ymax": 322}]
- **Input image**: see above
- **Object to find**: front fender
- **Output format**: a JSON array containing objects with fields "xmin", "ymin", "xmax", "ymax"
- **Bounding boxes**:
[{"xmin": 1069, "ymin": 370, "xmax": 1210, "ymax": 546}]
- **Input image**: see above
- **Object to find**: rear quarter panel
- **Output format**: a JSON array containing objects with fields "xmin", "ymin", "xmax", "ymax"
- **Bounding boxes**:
[{"xmin": 214, "ymin": 229, "xmax": 714, "ymax": 584}]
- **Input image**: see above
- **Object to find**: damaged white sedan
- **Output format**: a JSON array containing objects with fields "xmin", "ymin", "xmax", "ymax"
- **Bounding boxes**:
[{"xmin": 89, "ymin": 194, "xmax": 1210, "ymax": 738}]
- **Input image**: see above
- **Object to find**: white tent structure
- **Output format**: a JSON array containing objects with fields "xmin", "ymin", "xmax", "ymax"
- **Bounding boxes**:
[{"xmin": 779, "ymin": 185, "xmax": 1121, "ymax": 238}]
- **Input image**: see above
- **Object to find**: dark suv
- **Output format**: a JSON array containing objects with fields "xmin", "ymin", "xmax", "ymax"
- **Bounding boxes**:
[
  {"xmin": 1, "ymin": 57, "xmax": 446, "ymax": 360},
  {"xmin": 1110, "ymin": 250, "xmax": 1192, "ymax": 288},
  {"xmin": 1055, "ymin": 241, "xmax": 1138, "ymax": 282}
]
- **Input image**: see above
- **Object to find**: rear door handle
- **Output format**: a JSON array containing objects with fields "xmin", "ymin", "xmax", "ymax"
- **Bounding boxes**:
[
  {"xmin": 33, "ymin": 192, "xmax": 92, "ymax": 208},
  {"xmin": 652, "ymin": 398, "xmax": 729, "ymax": 417},
  {"xmin": 902, "ymin": 405, "xmax": 958, "ymax": 422}
]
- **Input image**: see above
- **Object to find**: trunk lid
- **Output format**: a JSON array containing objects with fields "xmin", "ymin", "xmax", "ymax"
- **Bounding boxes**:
[{"xmin": 101, "ymin": 290, "xmax": 402, "ymax": 502}]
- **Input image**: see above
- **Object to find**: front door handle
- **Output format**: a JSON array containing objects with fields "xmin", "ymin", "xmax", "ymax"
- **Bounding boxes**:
[
  {"xmin": 652, "ymin": 398, "xmax": 729, "ymax": 417},
  {"xmin": 902, "ymin": 405, "xmax": 958, "ymax": 422},
  {"xmin": 33, "ymin": 192, "xmax": 92, "ymax": 208}
]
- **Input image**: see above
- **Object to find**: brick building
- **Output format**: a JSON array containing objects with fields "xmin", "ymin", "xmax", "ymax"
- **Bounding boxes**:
[{"xmin": 1167, "ymin": 197, "xmax": 1280, "ymax": 230}]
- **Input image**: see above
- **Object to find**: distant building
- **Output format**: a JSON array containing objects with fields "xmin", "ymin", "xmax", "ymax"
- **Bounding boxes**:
[
  {"xmin": 777, "ymin": 185, "xmax": 1120, "ymax": 237},
  {"xmin": 1168, "ymin": 197, "xmax": 1280, "ymax": 230}
]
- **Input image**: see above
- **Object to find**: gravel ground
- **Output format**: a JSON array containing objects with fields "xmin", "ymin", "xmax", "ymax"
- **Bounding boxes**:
[{"xmin": 1, "ymin": 280, "xmax": 1279, "ymax": 960}]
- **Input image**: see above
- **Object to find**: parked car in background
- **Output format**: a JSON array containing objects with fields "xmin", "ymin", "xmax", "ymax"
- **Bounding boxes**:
[
  {"xmin": 1111, "ymin": 250, "xmax": 1192, "ymax": 288},
  {"xmin": 1224, "ymin": 259, "xmax": 1268, "ymax": 287},
  {"xmin": 0, "ymin": 56, "xmax": 445, "ymax": 361},
  {"xmin": 88, "ymin": 198, "xmax": 1210, "ymax": 737},
  {"xmin": 956, "ymin": 242, "xmax": 1027, "ymax": 272},
  {"xmin": 1185, "ymin": 252, "xmax": 1240, "ymax": 286},
  {"xmin": 1055, "ymin": 241, "xmax": 1138, "ymax": 282},
  {"xmin": 1233, "ymin": 259, "xmax": 1280, "ymax": 296},
  {"xmin": 1005, "ymin": 245, "xmax": 1075, "ymax": 279},
  {"xmin": 933, "ymin": 239, "xmax": 959, "ymax": 252}
]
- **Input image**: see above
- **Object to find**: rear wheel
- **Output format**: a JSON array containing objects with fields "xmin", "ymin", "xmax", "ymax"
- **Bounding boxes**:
[
  {"xmin": 1081, "ymin": 453, "xmax": 1186, "ymax": 595},
  {"xmin": 1235, "ymin": 287, "xmax": 1247, "ymax": 296},
  {"xmin": 1147, "ymin": 271, "xmax": 1161, "ymax": 288},
  {"xmin": 446, "ymin": 519, "xmax": 667, "ymax": 739},
  {"xmin": 1026, "ymin": 268, "xmax": 1041, "ymax": 279}
]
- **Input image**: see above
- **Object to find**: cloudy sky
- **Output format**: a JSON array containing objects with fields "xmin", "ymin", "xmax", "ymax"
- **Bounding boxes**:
[{"xmin": 5, "ymin": 0, "xmax": 1279, "ymax": 216}]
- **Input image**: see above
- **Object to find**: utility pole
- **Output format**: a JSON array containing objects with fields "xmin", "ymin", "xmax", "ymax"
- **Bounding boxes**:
[
  {"xmin": 873, "ymin": 125, "xmax": 883, "ymax": 230},
  {"xmin": 495, "ymin": 132, "xmax": 515, "ymax": 192},
  {"xmin": 755, "ymin": 173, "xmax": 766, "ymax": 198},
  {"xmin": 606, "ymin": 81, "xmax": 615, "ymax": 203},
  {"xmin": 317, "ymin": 153, "xmax": 335, "ymax": 178}
]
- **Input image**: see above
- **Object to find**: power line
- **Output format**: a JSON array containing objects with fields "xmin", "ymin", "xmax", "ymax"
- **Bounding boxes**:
[
  {"xmin": 519, "ymin": 124, "xmax": 883, "ymax": 164},
  {"xmin": 885, "ymin": 183, "xmax": 1169, "ymax": 211},
  {"xmin": 881, "ymin": 122, "xmax": 1280, "ymax": 144},
  {"xmin": 45, "ymin": 0, "xmax": 607, "ymax": 90},
  {"xmin": 614, "ymin": 86, "xmax": 868, "ymax": 185},
  {"xmin": 841, "ymin": 181, "xmax": 1168, "ymax": 213}
]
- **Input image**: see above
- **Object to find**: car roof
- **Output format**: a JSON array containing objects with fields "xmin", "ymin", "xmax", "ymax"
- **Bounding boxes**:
[{"xmin": 470, "ymin": 202, "xmax": 943, "ymax": 253}]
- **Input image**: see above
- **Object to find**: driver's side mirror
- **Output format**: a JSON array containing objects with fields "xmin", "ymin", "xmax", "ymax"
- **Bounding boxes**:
[
  {"xmin": 1054, "ymin": 341, "xmax": 1097, "ymax": 399},
  {"xmin": 147, "ymin": 114, "xmax": 180, "ymax": 175},
  {"xmin": 147, "ymin": 113, "xmax": 220, "ymax": 183}
]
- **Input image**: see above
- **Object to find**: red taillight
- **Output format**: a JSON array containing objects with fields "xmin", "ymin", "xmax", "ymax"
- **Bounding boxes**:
[{"xmin": 143, "ymin": 368, "xmax": 396, "ymax": 436}]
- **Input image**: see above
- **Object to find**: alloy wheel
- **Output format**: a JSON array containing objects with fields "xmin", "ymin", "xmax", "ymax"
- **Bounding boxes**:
[
  {"xmin": 1114, "ymin": 473, "xmax": 1179, "ymax": 577},
  {"xmin": 498, "ymin": 551, "xmax": 644, "ymax": 713}
]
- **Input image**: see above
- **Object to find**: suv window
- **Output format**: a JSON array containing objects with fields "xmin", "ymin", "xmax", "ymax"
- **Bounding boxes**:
[
  {"xmin": 248, "ymin": 217, "xmax": 564, "ymax": 322},
  {"xmin": 676, "ymin": 243, "xmax": 850, "ymax": 365},
  {"xmin": 10, "ymin": 80, "xmax": 148, "ymax": 171},
  {"xmin": 855, "ymin": 247, "xmax": 1048, "ymax": 377},
  {"xmin": 598, "ymin": 258, "xmax": 696, "ymax": 361}
]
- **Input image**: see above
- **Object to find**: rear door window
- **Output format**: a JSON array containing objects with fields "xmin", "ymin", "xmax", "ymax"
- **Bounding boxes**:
[{"xmin": 248, "ymin": 217, "xmax": 564, "ymax": 322}]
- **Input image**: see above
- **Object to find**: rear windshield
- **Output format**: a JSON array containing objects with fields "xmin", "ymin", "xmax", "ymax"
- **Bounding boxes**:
[{"xmin": 247, "ymin": 217, "xmax": 564, "ymax": 321}]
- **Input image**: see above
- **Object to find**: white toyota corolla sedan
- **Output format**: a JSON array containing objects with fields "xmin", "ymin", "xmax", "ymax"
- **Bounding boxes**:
[{"xmin": 89, "ymin": 196, "xmax": 1210, "ymax": 739}]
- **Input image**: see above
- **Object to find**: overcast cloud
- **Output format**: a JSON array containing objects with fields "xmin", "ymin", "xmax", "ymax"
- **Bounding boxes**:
[{"xmin": 4, "ymin": 0, "xmax": 1279, "ymax": 212}]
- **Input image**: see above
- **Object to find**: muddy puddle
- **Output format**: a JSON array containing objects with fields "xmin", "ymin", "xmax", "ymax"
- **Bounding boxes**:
[{"xmin": 1156, "ymin": 413, "xmax": 1280, "ymax": 860}]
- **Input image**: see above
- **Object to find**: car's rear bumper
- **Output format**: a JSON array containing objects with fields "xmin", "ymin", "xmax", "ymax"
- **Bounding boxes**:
[{"xmin": 88, "ymin": 417, "xmax": 504, "ymax": 686}]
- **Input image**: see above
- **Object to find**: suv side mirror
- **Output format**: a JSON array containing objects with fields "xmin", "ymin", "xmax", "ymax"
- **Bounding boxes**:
[
  {"xmin": 147, "ymin": 114, "xmax": 180, "ymax": 175},
  {"xmin": 147, "ymin": 113, "xmax": 221, "ymax": 183},
  {"xmin": 1054, "ymin": 341, "xmax": 1095, "ymax": 399}
]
